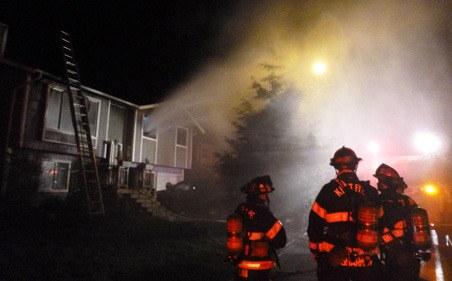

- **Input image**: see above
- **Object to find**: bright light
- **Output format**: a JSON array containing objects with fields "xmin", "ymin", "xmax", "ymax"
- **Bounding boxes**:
[
  {"xmin": 423, "ymin": 184, "xmax": 439, "ymax": 196},
  {"xmin": 312, "ymin": 61, "xmax": 326, "ymax": 75},
  {"xmin": 367, "ymin": 141, "xmax": 379, "ymax": 153},
  {"xmin": 414, "ymin": 132, "xmax": 442, "ymax": 154}
]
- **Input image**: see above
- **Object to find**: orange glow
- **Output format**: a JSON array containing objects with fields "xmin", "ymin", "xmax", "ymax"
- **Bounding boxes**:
[
  {"xmin": 422, "ymin": 184, "xmax": 438, "ymax": 196},
  {"xmin": 238, "ymin": 260, "xmax": 274, "ymax": 270}
]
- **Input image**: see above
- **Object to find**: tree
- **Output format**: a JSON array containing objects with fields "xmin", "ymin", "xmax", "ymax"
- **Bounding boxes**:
[{"xmin": 216, "ymin": 63, "xmax": 322, "ymax": 214}]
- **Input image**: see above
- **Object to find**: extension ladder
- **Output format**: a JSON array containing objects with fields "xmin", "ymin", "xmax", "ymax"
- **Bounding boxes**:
[{"xmin": 60, "ymin": 30, "xmax": 105, "ymax": 215}]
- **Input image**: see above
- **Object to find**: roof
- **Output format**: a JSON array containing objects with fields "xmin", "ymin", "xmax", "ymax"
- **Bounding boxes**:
[{"xmin": 0, "ymin": 57, "xmax": 160, "ymax": 109}]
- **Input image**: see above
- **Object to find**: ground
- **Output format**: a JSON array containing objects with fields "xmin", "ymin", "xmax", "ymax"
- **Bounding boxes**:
[{"xmin": 0, "ymin": 206, "xmax": 233, "ymax": 281}]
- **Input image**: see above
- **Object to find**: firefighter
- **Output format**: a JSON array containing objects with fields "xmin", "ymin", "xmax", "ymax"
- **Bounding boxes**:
[
  {"xmin": 374, "ymin": 163, "xmax": 431, "ymax": 281},
  {"xmin": 227, "ymin": 175, "xmax": 287, "ymax": 281},
  {"xmin": 307, "ymin": 146, "xmax": 383, "ymax": 281}
]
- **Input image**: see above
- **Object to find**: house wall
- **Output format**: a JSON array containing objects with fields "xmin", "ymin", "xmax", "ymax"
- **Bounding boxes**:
[
  {"xmin": 14, "ymin": 77, "xmax": 137, "ymax": 161},
  {"xmin": 105, "ymin": 102, "xmax": 135, "ymax": 162},
  {"xmin": 0, "ymin": 62, "xmax": 128, "ymax": 199},
  {"xmin": 1, "ymin": 58, "xmax": 195, "ymax": 206},
  {"xmin": 184, "ymin": 133, "xmax": 220, "ymax": 191},
  {"xmin": 158, "ymin": 126, "xmax": 177, "ymax": 167},
  {"xmin": 134, "ymin": 109, "xmax": 193, "ymax": 191}
]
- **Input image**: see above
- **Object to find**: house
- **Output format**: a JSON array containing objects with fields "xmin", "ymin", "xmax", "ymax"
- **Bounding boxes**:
[{"xmin": 0, "ymin": 57, "xmax": 194, "ymax": 216}]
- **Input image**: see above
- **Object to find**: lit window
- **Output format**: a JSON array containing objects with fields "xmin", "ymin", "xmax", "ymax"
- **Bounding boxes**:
[{"xmin": 40, "ymin": 160, "xmax": 71, "ymax": 192}]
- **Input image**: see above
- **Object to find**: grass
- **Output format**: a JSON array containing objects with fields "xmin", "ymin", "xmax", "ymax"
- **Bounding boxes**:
[{"xmin": 0, "ymin": 207, "xmax": 232, "ymax": 281}]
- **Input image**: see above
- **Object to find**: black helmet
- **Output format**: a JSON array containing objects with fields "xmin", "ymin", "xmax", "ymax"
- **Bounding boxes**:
[
  {"xmin": 330, "ymin": 146, "xmax": 362, "ymax": 169},
  {"xmin": 373, "ymin": 163, "xmax": 407, "ymax": 190},
  {"xmin": 241, "ymin": 175, "xmax": 274, "ymax": 194}
]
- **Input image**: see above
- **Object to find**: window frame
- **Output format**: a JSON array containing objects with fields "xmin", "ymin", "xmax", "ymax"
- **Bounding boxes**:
[
  {"xmin": 39, "ymin": 159, "xmax": 72, "ymax": 193},
  {"xmin": 85, "ymin": 96, "xmax": 101, "ymax": 142},
  {"xmin": 174, "ymin": 126, "xmax": 189, "ymax": 168},
  {"xmin": 142, "ymin": 170, "xmax": 155, "ymax": 188},
  {"xmin": 118, "ymin": 167, "xmax": 129, "ymax": 188},
  {"xmin": 44, "ymin": 86, "xmax": 74, "ymax": 134},
  {"xmin": 142, "ymin": 114, "xmax": 157, "ymax": 140},
  {"xmin": 176, "ymin": 126, "xmax": 188, "ymax": 147},
  {"xmin": 43, "ymin": 85, "xmax": 101, "ymax": 147}
]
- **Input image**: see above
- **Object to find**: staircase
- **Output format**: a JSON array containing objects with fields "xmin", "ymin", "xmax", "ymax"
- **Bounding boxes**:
[
  {"xmin": 60, "ymin": 30, "xmax": 105, "ymax": 216},
  {"xmin": 117, "ymin": 188, "xmax": 189, "ymax": 221}
]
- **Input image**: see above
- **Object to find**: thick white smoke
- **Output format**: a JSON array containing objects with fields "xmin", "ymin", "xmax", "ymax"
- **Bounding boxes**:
[{"xmin": 150, "ymin": 0, "xmax": 451, "ymax": 170}]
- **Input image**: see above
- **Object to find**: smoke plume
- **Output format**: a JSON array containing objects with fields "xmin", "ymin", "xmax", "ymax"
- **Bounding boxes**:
[{"xmin": 151, "ymin": 0, "xmax": 451, "ymax": 171}]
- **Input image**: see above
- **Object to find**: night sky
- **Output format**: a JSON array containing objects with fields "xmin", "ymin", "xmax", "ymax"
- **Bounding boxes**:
[
  {"xmin": 1, "ymin": 0, "xmax": 239, "ymax": 105},
  {"xmin": 2, "ymin": 1, "xmax": 451, "ymax": 158}
]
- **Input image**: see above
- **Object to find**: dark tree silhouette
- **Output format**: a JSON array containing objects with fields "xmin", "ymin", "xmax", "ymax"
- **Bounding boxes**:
[{"xmin": 216, "ymin": 63, "xmax": 324, "ymax": 212}]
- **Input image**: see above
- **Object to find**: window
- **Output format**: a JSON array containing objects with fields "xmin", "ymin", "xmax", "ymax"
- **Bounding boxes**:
[
  {"xmin": 118, "ymin": 167, "xmax": 129, "ymax": 187},
  {"xmin": 142, "ymin": 114, "xmax": 157, "ymax": 139},
  {"xmin": 143, "ymin": 171, "xmax": 154, "ymax": 188},
  {"xmin": 86, "ymin": 98, "xmax": 100, "ymax": 138},
  {"xmin": 45, "ymin": 87, "xmax": 100, "ymax": 140},
  {"xmin": 103, "ymin": 140, "xmax": 123, "ymax": 165},
  {"xmin": 176, "ymin": 127, "xmax": 188, "ymax": 147},
  {"xmin": 143, "ymin": 171, "xmax": 156, "ymax": 196},
  {"xmin": 108, "ymin": 104, "xmax": 126, "ymax": 142},
  {"xmin": 45, "ymin": 88, "xmax": 73, "ymax": 133},
  {"xmin": 40, "ymin": 160, "xmax": 71, "ymax": 192},
  {"xmin": 175, "ymin": 127, "xmax": 189, "ymax": 168}
]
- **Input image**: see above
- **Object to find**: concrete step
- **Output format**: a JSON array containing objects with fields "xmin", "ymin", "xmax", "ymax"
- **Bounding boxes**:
[{"xmin": 115, "ymin": 187, "xmax": 182, "ymax": 221}]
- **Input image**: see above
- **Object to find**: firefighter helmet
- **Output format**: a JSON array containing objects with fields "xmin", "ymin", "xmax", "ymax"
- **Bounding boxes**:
[
  {"xmin": 241, "ymin": 175, "xmax": 274, "ymax": 194},
  {"xmin": 329, "ymin": 146, "xmax": 362, "ymax": 169},
  {"xmin": 373, "ymin": 163, "xmax": 407, "ymax": 190}
]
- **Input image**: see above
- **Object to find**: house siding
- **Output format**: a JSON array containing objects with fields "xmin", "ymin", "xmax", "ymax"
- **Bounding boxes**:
[{"xmin": 1, "ymin": 58, "xmax": 195, "ymax": 208}]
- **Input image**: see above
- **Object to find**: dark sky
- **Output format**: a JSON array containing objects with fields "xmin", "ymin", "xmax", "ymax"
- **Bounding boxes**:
[
  {"xmin": 1, "ymin": 0, "xmax": 238, "ymax": 105},
  {"xmin": 2, "ymin": 1, "xmax": 451, "ymax": 160}
]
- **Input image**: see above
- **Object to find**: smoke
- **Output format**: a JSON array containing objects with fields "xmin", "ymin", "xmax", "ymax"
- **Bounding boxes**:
[{"xmin": 150, "ymin": 0, "xmax": 451, "ymax": 169}]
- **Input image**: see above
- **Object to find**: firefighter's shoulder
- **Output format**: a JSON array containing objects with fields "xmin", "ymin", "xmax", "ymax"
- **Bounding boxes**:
[{"xmin": 316, "ymin": 180, "xmax": 342, "ymax": 196}]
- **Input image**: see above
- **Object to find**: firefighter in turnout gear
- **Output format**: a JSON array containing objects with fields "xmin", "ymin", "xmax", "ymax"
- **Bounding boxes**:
[
  {"xmin": 375, "ymin": 163, "xmax": 431, "ymax": 281},
  {"xmin": 307, "ymin": 146, "xmax": 383, "ymax": 281},
  {"xmin": 227, "ymin": 175, "xmax": 287, "ymax": 281}
]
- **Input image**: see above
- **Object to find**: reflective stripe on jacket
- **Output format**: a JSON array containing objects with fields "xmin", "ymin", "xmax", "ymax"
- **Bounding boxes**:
[
  {"xmin": 234, "ymin": 201, "xmax": 287, "ymax": 266},
  {"xmin": 238, "ymin": 259, "xmax": 275, "ymax": 270},
  {"xmin": 307, "ymin": 172, "xmax": 380, "ymax": 255},
  {"xmin": 248, "ymin": 220, "xmax": 283, "ymax": 240},
  {"xmin": 379, "ymin": 193, "xmax": 418, "ymax": 246}
]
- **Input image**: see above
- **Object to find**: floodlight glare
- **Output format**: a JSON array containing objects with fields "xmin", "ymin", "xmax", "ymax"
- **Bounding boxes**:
[
  {"xmin": 367, "ymin": 141, "xmax": 379, "ymax": 153},
  {"xmin": 312, "ymin": 61, "xmax": 326, "ymax": 75},
  {"xmin": 414, "ymin": 132, "xmax": 441, "ymax": 154}
]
